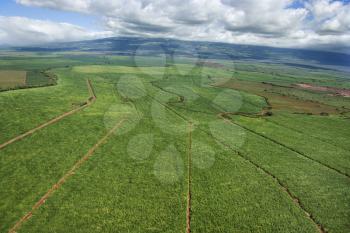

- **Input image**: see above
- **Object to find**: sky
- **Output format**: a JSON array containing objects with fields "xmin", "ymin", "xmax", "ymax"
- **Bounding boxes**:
[{"xmin": 0, "ymin": 0, "xmax": 349, "ymax": 52}]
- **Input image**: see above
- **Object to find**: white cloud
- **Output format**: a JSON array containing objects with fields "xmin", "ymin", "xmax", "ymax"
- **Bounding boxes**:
[
  {"xmin": 305, "ymin": 0, "xmax": 350, "ymax": 34},
  {"xmin": 16, "ymin": 0, "xmax": 91, "ymax": 13},
  {"xmin": 9, "ymin": 0, "xmax": 350, "ymax": 51},
  {"xmin": 306, "ymin": 0, "xmax": 343, "ymax": 21},
  {"xmin": 221, "ymin": 0, "xmax": 308, "ymax": 35},
  {"xmin": 320, "ymin": 7, "xmax": 350, "ymax": 34},
  {"xmin": 0, "ymin": 16, "xmax": 112, "ymax": 46}
]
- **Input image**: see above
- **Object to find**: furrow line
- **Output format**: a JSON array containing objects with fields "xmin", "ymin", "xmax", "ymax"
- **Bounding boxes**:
[
  {"xmin": 264, "ymin": 117, "xmax": 350, "ymax": 153},
  {"xmin": 0, "ymin": 79, "xmax": 96, "ymax": 150},
  {"xmin": 197, "ymin": 124, "xmax": 326, "ymax": 233},
  {"xmin": 222, "ymin": 116, "xmax": 349, "ymax": 179},
  {"xmin": 186, "ymin": 122, "xmax": 193, "ymax": 233},
  {"xmin": 8, "ymin": 119, "xmax": 125, "ymax": 233}
]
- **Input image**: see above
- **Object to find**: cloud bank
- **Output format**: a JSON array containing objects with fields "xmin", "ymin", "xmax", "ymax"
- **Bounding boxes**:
[
  {"xmin": 0, "ymin": 0, "xmax": 348, "ymax": 51},
  {"xmin": 0, "ymin": 16, "xmax": 112, "ymax": 46}
]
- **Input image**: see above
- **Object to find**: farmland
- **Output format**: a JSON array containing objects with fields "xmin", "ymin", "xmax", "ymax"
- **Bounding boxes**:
[
  {"xmin": 0, "ymin": 70, "xmax": 26, "ymax": 89},
  {"xmin": 0, "ymin": 51, "xmax": 349, "ymax": 233},
  {"xmin": 0, "ymin": 69, "xmax": 57, "ymax": 92}
]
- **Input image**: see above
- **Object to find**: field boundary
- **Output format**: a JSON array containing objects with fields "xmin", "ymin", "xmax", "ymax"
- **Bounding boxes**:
[
  {"xmin": 139, "ymin": 84, "xmax": 327, "ymax": 232},
  {"xmin": 8, "ymin": 119, "xmax": 125, "ymax": 233},
  {"xmin": 0, "ymin": 70, "xmax": 58, "ymax": 93},
  {"xmin": 0, "ymin": 79, "xmax": 96, "ymax": 150},
  {"xmin": 203, "ymin": 117, "xmax": 326, "ymax": 233},
  {"xmin": 146, "ymin": 84, "xmax": 195, "ymax": 233},
  {"xmin": 221, "ymin": 115, "xmax": 349, "ymax": 178},
  {"xmin": 186, "ymin": 122, "xmax": 193, "ymax": 233}
]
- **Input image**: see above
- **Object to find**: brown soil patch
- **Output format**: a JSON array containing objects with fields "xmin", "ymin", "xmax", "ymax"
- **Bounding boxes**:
[
  {"xmin": 0, "ymin": 70, "xmax": 27, "ymax": 89},
  {"xmin": 215, "ymin": 80, "xmax": 339, "ymax": 115},
  {"xmin": 296, "ymin": 83, "xmax": 350, "ymax": 97},
  {"xmin": 8, "ymin": 119, "xmax": 125, "ymax": 233},
  {"xmin": 0, "ymin": 79, "xmax": 96, "ymax": 150},
  {"xmin": 198, "ymin": 61, "xmax": 225, "ymax": 69}
]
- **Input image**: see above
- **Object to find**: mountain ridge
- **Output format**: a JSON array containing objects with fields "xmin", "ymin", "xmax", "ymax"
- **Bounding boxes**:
[{"xmin": 7, "ymin": 36, "xmax": 350, "ymax": 69}]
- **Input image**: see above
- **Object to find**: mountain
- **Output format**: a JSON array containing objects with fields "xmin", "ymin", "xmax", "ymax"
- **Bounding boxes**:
[{"xmin": 11, "ymin": 37, "xmax": 350, "ymax": 69}]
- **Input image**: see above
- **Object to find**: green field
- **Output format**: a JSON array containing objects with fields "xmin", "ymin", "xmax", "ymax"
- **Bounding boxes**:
[{"xmin": 0, "ymin": 53, "xmax": 349, "ymax": 233}]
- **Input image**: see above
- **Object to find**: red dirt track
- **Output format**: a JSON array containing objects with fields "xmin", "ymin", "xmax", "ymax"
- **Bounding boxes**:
[
  {"xmin": 8, "ymin": 119, "xmax": 125, "ymax": 233},
  {"xmin": 0, "ymin": 79, "xmax": 96, "ymax": 150},
  {"xmin": 219, "ymin": 116, "xmax": 326, "ymax": 233},
  {"xmin": 186, "ymin": 122, "xmax": 193, "ymax": 233},
  {"xmin": 296, "ymin": 83, "xmax": 350, "ymax": 97}
]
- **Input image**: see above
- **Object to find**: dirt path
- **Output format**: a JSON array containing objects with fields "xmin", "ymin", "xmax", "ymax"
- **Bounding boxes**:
[
  {"xmin": 145, "ymin": 84, "xmax": 329, "ymax": 232},
  {"xmin": 0, "ymin": 79, "xmax": 96, "ymax": 150},
  {"xmin": 135, "ymin": 84, "xmax": 326, "ymax": 232},
  {"xmin": 186, "ymin": 122, "xmax": 193, "ymax": 233},
  {"xmin": 145, "ymin": 85, "xmax": 194, "ymax": 232},
  {"xmin": 146, "ymin": 84, "xmax": 326, "ymax": 232},
  {"xmin": 142, "ymin": 86, "xmax": 194, "ymax": 233},
  {"xmin": 205, "ymin": 117, "xmax": 326, "ymax": 233},
  {"xmin": 296, "ymin": 83, "xmax": 350, "ymax": 97},
  {"xmin": 8, "ymin": 119, "xmax": 125, "ymax": 233}
]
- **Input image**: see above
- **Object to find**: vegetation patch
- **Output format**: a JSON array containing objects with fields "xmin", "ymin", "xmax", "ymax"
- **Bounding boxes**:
[
  {"xmin": 26, "ymin": 70, "xmax": 57, "ymax": 87},
  {"xmin": 0, "ymin": 69, "xmax": 57, "ymax": 92},
  {"xmin": 0, "ymin": 70, "xmax": 27, "ymax": 89},
  {"xmin": 1, "ymin": 54, "xmax": 350, "ymax": 233},
  {"xmin": 217, "ymin": 79, "xmax": 340, "ymax": 115}
]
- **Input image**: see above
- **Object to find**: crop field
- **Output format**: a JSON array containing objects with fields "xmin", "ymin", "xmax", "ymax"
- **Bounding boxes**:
[
  {"xmin": 0, "ymin": 52, "xmax": 349, "ymax": 233},
  {"xmin": 0, "ymin": 70, "xmax": 26, "ymax": 89},
  {"xmin": 0, "ymin": 69, "xmax": 57, "ymax": 92}
]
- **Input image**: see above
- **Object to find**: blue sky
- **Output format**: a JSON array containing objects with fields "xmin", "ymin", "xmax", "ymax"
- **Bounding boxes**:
[
  {"xmin": 0, "ymin": 0, "xmax": 99, "ymax": 29},
  {"xmin": 0, "ymin": 0, "xmax": 349, "ymax": 52}
]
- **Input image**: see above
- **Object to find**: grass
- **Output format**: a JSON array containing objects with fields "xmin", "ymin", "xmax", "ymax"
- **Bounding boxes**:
[
  {"xmin": 234, "ymin": 116, "xmax": 350, "ymax": 176},
  {"xmin": 0, "ymin": 54, "xmax": 349, "ymax": 233},
  {"xmin": 73, "ymin": 65, "xmax": 166, "ymax": 76},
  {"xmin": 268, "ymin": 113, "xmax": 350, "ymax": 151},
  {"xmin": 219, "ymin": 118, "xmax": 350, "ymax": 233},
  {"xmin": 0, "ymin": 69, "xmax": 88, "ymax": 144},
  {"xmin": 190, "ymin": 129, "xmax": 318, "ymax": 233},
  {"xmin": 25, "ymin": 70, "xmax": 57, "ymax": 87}
]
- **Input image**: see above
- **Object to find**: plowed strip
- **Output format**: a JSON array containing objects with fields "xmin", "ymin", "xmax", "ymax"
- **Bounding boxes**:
[
  {"xmin": 186, "ymin": 122, "xmax": 193, "ymax": 233},
  {"xmin": 0, "ymin": 80, "xmax": 96, "ymax": 150},
  {"xmin": 8, "ymin": 119, "xmax": 125, "ymax": 233}
]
